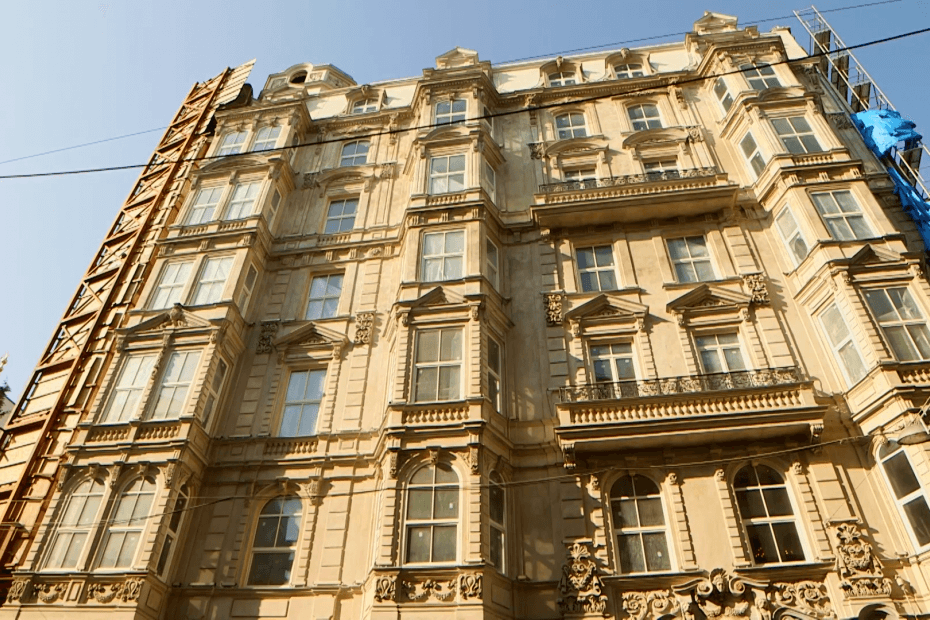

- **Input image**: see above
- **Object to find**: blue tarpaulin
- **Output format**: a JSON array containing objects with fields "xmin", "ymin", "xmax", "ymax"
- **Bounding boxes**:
[
  {"xmin": 851, "ymin": 109, "xmax": 922, "ymax": 157},
  {"xmin": 888, "ymin": 167, "xmax": 930, "ymax": 248}
]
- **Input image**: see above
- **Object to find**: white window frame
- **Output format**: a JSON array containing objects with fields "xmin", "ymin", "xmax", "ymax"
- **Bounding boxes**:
[
  {"xmin": 555, "ymin": 113, "xmax": 587, "ymax": 140},
  {"xmin": 879, "ymin": 443, "xmax": 930, "ymax": 550},
  {"xmin": 237, "ymin": 264, "xmax": 259, "ymax": 313},
  {"xmin": 627, "ymin": 103, "xmax": 663, "ymax": 131},
  {"xmin": 43, "ymin": 477, "xmax": 106, "ymax": 570},
  {"xmin": 694, "ymin": 332, "xmax": 747, "ymax": 374},
  {"xmin": 247, "ymin": 496, "xmax": 303, "ymax": 586},
  {"xmin": 740, "ymin": 132, "xmax": 766, "ymax": 178},
  {"xmin": 251, "ymin": 126, "xmax": 281, "ymax": 152},
  {"xmin": 305, "ymin": 273, "xmax": 344, "ymax": 320},
  {"xmin": 147, "ymin": 350, "xmax": 201, "ymax": 420},
  {"xmin": 96, "ymin": 476, "xmax": 157, "ymax": 569},
  {"xmin": 732, "ymin": 464, "xmax": 807, "ymax": 565},
  {"xmin": 100, "ymin": 353, "xmax": 158, "ymax": 423},
  {"xmin": 200, "ymin": 357, "xmax": 229, "ymax": 427},
  {"xmin": 279, "ymin": 369, "xmax": 327, "ymax": 436},
  {"xmin": 772, "ymin": 116, "xmax": 823, "ymax": 155},
  {"xmin": 614, "ymin": 63, "xmax": 645, "ymax": 79},
  {"xmin": 487, "ymin": 336, "xmax": 502, "ymax": 414},
  {"xmin": 643, "ymin": 159, "xmax": 680, "ymax": 179},
  {"xmin": 150, "ymin": 261, "xmax": 193, "ymax": 309},
  {"xmin": 608, "ymin": 474, "xmax": 675, "ymax": 574},
  {"xmin": 435, "ymin": 99, "xmax": 467, "ymax": 125},
  {"xmin": 224, "ymin": 181, "xmax": 262, "ymax": 220},
  {"xmin": 192, "ymin": 256, "xmax": 235, "ymax": 306},
  {"xmin": 666, "ymin": 236, "xmax": 715, "ymax": 283},
  {"xmin": 217, "ymin": 130, "xmax": 248, "ymax": 156},
  {"xmin": 403, "ymin": 462, "xmax": 460, "ymax": 565},
  {"xmin": 819, "ymin": 302, "xmax": 868, "ymax": 385},
  {"xmin": 486, "ymin": 238, "xmax": 500, "ymax": 290},
  {"xmin": 421, "ymin": 229, "xmax": 465, "ymax": 282},
  {"xmin": 864, "ymin": 287, "xmax": 930, "ymax": 362},
  {"xmin": 352, "ymin": 98, "xmax": 379, "ymax": 114},
  {"xmin": 576, "ymin": 245, "xmax": 618, "ymax": 292},
  {"xmin": 548, "ymin": 71, "xmax": 577, "ymax": 87},
  {"xmin": 157, "ymin": 484, "xmax": 190, "ymax": 577},
  {"xmin": 413, "ymin": 328, "xmax": 464, "ymax": 403},
  {"xmin": 324, "ymin": 198, "xmax": 358, "ymax": 234},
  {"xmin": 740, "ymin": 62, "xmax": 781, "ymax": 90},
  {"xmin": 774, "ymin": 205, "xmax": 810, "ymax": 266},
  {"xmin": 185, "ymin": 186, "xmax": 225, "ymax": 225},
  {"xmin": 713, "ymin": 77, "xmax": 734, "ymax": 113},
  {"xmin": 811, "ymin": 190, "xmax": 874, "ymax": 241},
  {"xmin": 340, "ymin": 140, "xmax": 370, "ymax": 167},
  {"xmin": 482, "ymin": 160, "xmax": 496, "ymax": 201},
  {"xmin": 590, "ymin": 342, "xmax": 637, "ymax": 383},
  {"xmin": 428, "ymin": 154, "xmax": 466, "ymax": 195}
]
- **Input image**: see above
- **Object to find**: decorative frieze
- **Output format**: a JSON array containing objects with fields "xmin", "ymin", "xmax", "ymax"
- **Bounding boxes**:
[
  {"xmin": 256, "ymin": 321, "xmax": 279, "ymax": 354},
  {"xmin": 772, "ymin": 581, "xmax": 832, "ymax": 617},
  {"xmin": 621, "ymin": 589, "xmax": 680, "ymax": 620},
  {"xmin": 87, "ymin": 578, "xmax": 144, "ymax": 604},
  {"xmin": 833, "ymin": 523, "xmax": 893, "ymax": 598},
  {"xmin": 545, "ymin": 292, "xmax": 565, "ymax": 326},
  {"xmin": 372, "ymin": 571, "xmax": 482, "ymax": 604},
  {"xmin": 6, "ymin": 578, "xmax": 29, "ymax": 604},
  {"xmin": 32, "ymin": 582, "xmax": 66, "ymax": 604},
  {"xmin": 558, "ymin": 542, "xmax": 607, "ymax": 616},
  {"xmin": 742, "ymin": 273, "xmax": 770, "ymax": 305},
  {"xmin": 354, "ymin": 311, "xmax": 376, "ymax": 345}
]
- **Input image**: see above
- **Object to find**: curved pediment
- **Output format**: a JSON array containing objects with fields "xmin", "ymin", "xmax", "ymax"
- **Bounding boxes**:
[
  {"xmin": 420, "ymin": 124, "xmax": 471, "ymax": 143},
  {"xmin": 756, "ymin": 86, "xmax": 808, "ymax": 102},
  {"xmin": 622, "ymin": 127, "xmax": 690, "ymax": 149},
  {"xmin": 198, "ymin": 153, "xmax": 270, "ymax": 175},
  {"xmin": 545, "ymin": 136, "xmax": 610, "ymax": 157},
  {"xmin": 666, "ymin": 284, "xmax": 751, "ymax": 315},
  {"xmin": 315, "ymin": 167, "xmax": 372, "ymax": 189}
]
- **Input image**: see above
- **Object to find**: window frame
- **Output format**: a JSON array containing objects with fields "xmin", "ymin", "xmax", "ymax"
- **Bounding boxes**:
[
  {"xmin": 771, "ymin": 116, "xmax": 823, "ymax": 155},
  {"xmin": 607, "ymin": 474, "xmax": 675, "ymax": 574},
  {"xmin": 774, "ymin": 205, "xmax": 810, "ymax": 267},
  {"xmin": 157, "ymin": 484, "xmax": 190, "ymax": 577},
  {"xmin": 42, "ymin": 476, "xmax": 107, "ymax": 571},
  {"xmin": 251, "ymin": 126, "xmax": 282, "ymax": 152},
  {"xmin": 732, "ymin": 463, "xmax": 807, "ymax": 566},
  {"xmin": 99, "ymin": 353, "xmax": 158, "ymax": 424},
  {"xmin": 428, "ymin": 153, "xmax": 467, "ymax": 195},
  {"xmin": 95, "ymin": 476, "xmax": 157, "ymax": 570},
  {"xmin": 223, "ymin": 180, "xmax": 263, "ymax": 220},
  {"xmin": 818, "ymin": 301, "xmax": 868, "ymax": 386},
  {"xmin": 627, "ymin": 103, "xmax": 663, "ymax": 131},
  {"xmin": 149, "ymin": 260, "xmax": 194, "ymax": 310},
  {"xmin": 246, "ymin": 496, "xmax": 304, "ymax": 586},
  {"xmin": 351, "ymin": 98, "xmax": 380, "ymax": 114},
  {"xmin": 305, "ymin": 273, "xmax": 344, "ymax": 320},
  {"xmin": 740, "ymin": 132, "xmax": 766, "ymax": 179},
  {"xmin": 191, "ymin": 255, "xmax": 235, "ymax": 306},
  {"xmin": 217, "ymin": 130, "xmax": 249, "ymax": 156},
  {"xmin": 420, "ymin": 229, "xmax": 466, "ymax": 283},
  {"xmin": 810, "ymin": 189, "xmax": 874, "ymax": 241},
  {"xmin": 878, "ymin": 442, "xmax": 930, "ymax": 550},
  {"xmin": 413, "ymin": 327, "xmax": 464, "ymax": 403},
  {"xmin": 489, "ymin": 471, "xmax": 506, "ymax": 573},
  {"xmin": 323, "ymin": 197, "xmax": 358, "ymax": 235},
  {"xmin": 340, "ymin": 140, "xmax": 370, "ymax": 167},
  {"xmin": 740, "ymin": 62, "xmax": 782, "ymax": 90},
  {"xmin": 864, "ymin": 287, "xmax": 930, "ymax": 362},
  {"xmin": 713, "ymin": 77, "xmax": 734, "ymax": 113},
  {"xmin": 487, "ymin": 335, "xmax": 503, "ymax": 414},
  {"xmin": 693, "ymin": 332, "xmax": 748, "ymax": 374},
  {"xmin": 555, "ymin": 112, "xmax": 588, "ymax": 140},
  {"xmin": 590, "ymin": 341, "xmax": 638, "ymax": 384},
  {"xmin": 666, "ymin": 235, "xmax": 716, "ymax": 283},
  {"xmin": 147, "ymin": 349, "xmax": 202, "ymax": 420},
  {"xmin": 576, "ymin": 244, "xmax": 619, "ymax": 292},
  {"xmin": 614, "ymin": 63, "xmax": 646, "ymax": 79},
  {"xmin": 435, "ymin": 99, "xmax": 467, "ymax": 126},
  {"xmin": 184, "ymin": 179, "xmax": 268, "ymax": 226},
  {"xmin": 486, "ymin": 237, "xmax": 500, "ymax": 290},
  {"xmin": 548, "ymin": 71, "xmax": 578, "ymax": 87},
  {"xmin": 403, "ymin": 462, "xmax": 461, "ymax": 565},
  {"xmin": 278, "ymin": 368, "xmax": 327, "ymax": 437}
]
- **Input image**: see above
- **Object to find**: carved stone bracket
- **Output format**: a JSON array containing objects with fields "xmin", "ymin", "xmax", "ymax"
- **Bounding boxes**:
[
  {"xmin": 256, "ymin": 321, "xmax": 279, "ymax": 354},
  {"xmin": 545, "ymin": 292, "xmax": 565, "ymax": 326},
  {"xmin": 374, "ymin": 575, "xmax": 396, "ymax": 602},
  {"xmin": 833, "ymin": 523, "xmax": 893, "ymax": 598},
  {"xmin": 87, "ymin": 577, "xmax": 144, "ymax": 604},
  {"xmin": 459, "ymin": 573, "xmax": 483, "ymax": 600},
  {"xmin": 742, "ymin": 273, "xmax": 770, "ymax": 305},
  {"xmin": 6, "ymin": 577, "xmax": 29, "ymax": 604},
  {"xmin": 558, "ymin": 542, "xmax": 607, "ymax": 616},
  {"xmin": 528, "ymin": 142, "xmax": 545, "ymax": 159},
  {"xmin": 827, "ymin": 112, "xmax": 855, "ymax": 130},
  {"xmin": 354, "ymin": 311, "xmax": 376, "ymax": 345}
]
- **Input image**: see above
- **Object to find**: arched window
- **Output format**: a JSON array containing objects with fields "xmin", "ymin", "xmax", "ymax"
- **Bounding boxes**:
[
  {"xmin": 609, "ymin": 475, "xmax": 671, "ymax": 573},
  {"xmin": 248, "ymin": 496, "xmax": 302, "ymax": 585},
  {"xmin": 548, "ymin": 71, "xmax": 577, "ymax": 87},
  {"xmin": 405, "ymin": 462, "xmax": 459, "ymax": 564},
  {"xmin": 340, "ymin": 140, "xmax": 370, "ymax": 167},
  {"xmin": 733, "ymin": 464, "xmax": 804, "ymax": 564},
  {"xmin": 555, "ymin": 113, "xmax": 587, "ymax": 140},
  {"xmin": 45, "ymin": 477, "xmax": 105, "ymax": 569},
  {"xmin": 98, "ymin": 477, "xmax": 156, "ymax": 568},
  {"xmin": 489, "ymin": 471, "xmax": 505, "ymax": 572},
  {"xmin": 879, "ymin": 442, "xmax": 930, "ymax": 548}
]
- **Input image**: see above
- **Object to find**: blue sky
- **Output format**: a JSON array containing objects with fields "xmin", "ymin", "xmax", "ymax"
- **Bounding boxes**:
[{"xmin": 1, "ymin": 0, "xmax": 928, "ymax": 396}]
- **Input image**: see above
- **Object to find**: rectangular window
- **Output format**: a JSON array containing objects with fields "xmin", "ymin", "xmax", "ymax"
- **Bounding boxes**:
[
  {"xmin": 486, "ymin": 238, "xmax": 500, "ymax": 290},
  {"xmin": 488, "ymin": 337, "xmax": 502, "ymax": 413},
  {"xmin": 101, "ymin": 354, "xmax": 157, "ymax": 423},
  {"xmin": 576, "ymin": 245, "xmax": 618, "ymax": 292},
  {"xmin": 340, "ymin": 140, "xmax": 370, "ymax": 167},
  {"xmin": 564, "ymin": 167, "xmax": 597, "ymax": 186},
  {"xmin": 714, "ymin": 77, "xmax": 733, "ymax": 112},
  {"xmin": 429, "ymin": 154, "xmax": 466, "ymax": 194},
  {"xmin": 667, "ymin": 236, "xmax": 714, "ymax": 283},
  {"xmin": 149, "ymin": 350, "xmax": 201, "ymax": 419},
  {"xmin": 217, "ymin": 131, "xmax": 248, "ymax": 156},
  {"xmin": 150, "ymin": 261, "xmax": 193, "ymax": 309},
  {"xmin": 186, "ymin": 186, "xmax": 224, "ymax": 225},
  {"xmin": 252, "ymin": 126, "xmax": 281, "ymax": 152},
  {"xmin": 237, "ymin": 264, "xmax": 259, "ymax": 312},
  {"xmin": 556, "ymin": 113, "xmax": 587, "ymax": 139},
  {"xmin": 811, "ymin": 190, "xmax": 873, "ymax": 241},
  {"xmin": 483, "ymin": 161, "xmax": 496, "ymax": 200},
  {"xmin": 591, "ymin": 343, "xmax": 636, "ymax": 382},
  {"xmin": 414, "ymin": 328, "xmax": 463, "ymax": 402},
  {"xmin": 435, "ymin": 99, "xmax": 466, "ymax": 125},
  {"xmin": 192, "ymin": 256, "xmax": 234, "ymax": 305},
  {"xmin": 741, "ymin": 63, "xmax": 781, "ymax": 90},
  {"xmin": 615, "ymin": 63, "xmax": 645, "ymax": 79},
  {"xmin": 489, "ymin": 474, "xmax": 505, "ymax": 571},
  {"xmin": 224, "ymin": 181, "xmax": 261, "ymax": 220},
  {"xmin": 200, "ymin": 358, "xmax": 229, "ymax": 426},
  {"xmin": 421, "ymin": 230, "xmax": 465, "ymax": 282},
  {"xmin": 324, "ymin": 198, "xmax": 358, "ymax": 234},
  {"xmin": 157, "ymin": 486, "xmax": 190, "ymax": 576},
  {"xmin": 775, "ymin": 206, "xmax": 810, "ymax": 265},
  {"xmin": 305, "ymin": 273, "xmax": 343, "ymax": 320},
  {"xmin": 695, "ymin": 333, "xmax": 746, "ymax": 373},
  {"xmin": 628, "ymin": 104, "xmax": 662, "ymax": 131},
  {"xmin": 820, "ymin": 303, "xmax": 867, "ymax": 385},
  {"xmin": 865, "ymin": 288, "xmax": 930, "ymax": 361},
  {"xmin": 772, "ymin": 116, "xmax": 822, "ymax": 154},
  {"xmin": 644, "ymin": 159, "xmax": 680, "ymax": 179},
  {"xmin": 881, "ymin": 446, "xmax": 930, "ymax": 548},
  {"xmin": 280, "ymin": 370, "xmax": 326, "ymax": 436},
  {"xmin": 740, "ymin": 133, "xmax": 766, "ymax": 177}
]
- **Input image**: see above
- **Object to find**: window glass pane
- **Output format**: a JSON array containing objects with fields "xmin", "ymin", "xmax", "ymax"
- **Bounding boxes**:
[
  {"xmin": 435, "ymin": 463, "xmax": 457, "ymax": 484},
  {"xmin": 618, "ymin": 534, "xmax": 646, "ymax": 573},
  {"xmin": 490, "ymin": 484, "xmax": 505, "ymax": 523},
  {"xmin": 434, "ymin": 488, "xmax": 458, "ymax": 518},
  {"xmin": 746, "ymin": 524, "xmax": 779, "ymax": 564},
  {"xmin": 249, "ymin": 552, "xmax": 294, "ymax": 585},
  {"xmin": 437, "ymin": 367, "xmax": 460, "ymax": 400},
  {"xmin": 772, "ymin": 522, "xmax": 805, "ymax": 562},
  {"xmin": 637, "ymin": 497, "xmax": 664, "ymax": 527},
  {"xmin": 903, "ymin": 497, "xmax": 930, "ymax": 546},
  {"xmin": 432, "ymin": 525, "xmax": 457, "ymax": 562},
  {"xmin": 406, "ymin": 527, "xmax": 431, "ymax": 563},
  {"xmin": 736, "ymin": 489, "xmax": 768, "ymax": 519},
  {"xmin": 615, "ymin": 498, "xmax": 639, "ymax": 527},
  {"xmin": 415, "ymin": 368, "xmax": 438, "ymax": 401},
  {"xmin": 643, "ymin": 532, "xmax": 671, "ymax": 571},
  {"xmin": 411, "ymin": 465, "xmax": 433, "ymax": 485},
  {"xmin": 884, "ymin": 452, "xmax": 922, "ymax": 499},
  {"xmin": 762, "ymin": 487, "xmax": 793, "ymax": 516},
  {"xmin": 490, "ymin": 528, "xmax": 504, "ymax": 570}
]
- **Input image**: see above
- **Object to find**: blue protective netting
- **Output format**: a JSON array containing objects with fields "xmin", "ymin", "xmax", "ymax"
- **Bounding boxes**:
[
  {"xmin": 850, "ymin": 110, "xmax": 930, "ymax": 248},
  {"xmin": 851, "ymin": 109, "xmax": 922, "ymax": 157}
]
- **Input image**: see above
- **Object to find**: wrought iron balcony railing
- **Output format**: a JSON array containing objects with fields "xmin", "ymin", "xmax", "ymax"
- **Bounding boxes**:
[
  {"xmin": 539, "ymin": 167, "xmax": 721, "ymax": 195},
  {"xmin": 559, "ymin": 367, "xmax": 803, "ymax": 403}
]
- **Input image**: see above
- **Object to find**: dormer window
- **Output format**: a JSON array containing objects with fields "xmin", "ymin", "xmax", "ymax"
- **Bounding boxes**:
[
  {"xmin": 289, "ymin": 71, "xmax": 307, "ymax": 85},
  {"xmin": 614, "ymin": 63, "xmax": 645, "ymax": 79},
  {"xmin": 352, "ymin": 98, "xmax": 379, "ymax": 114},
  {"xmin": 548, "ymin": 71, "xmax": 577, "ymax": 87},
  {"xmin": 556, "ymin": 113, "xmax": 587, "ymax": 139},
  {"xmin": 436, "ymin": 99, "xmax": 467, "ymax": 126}
]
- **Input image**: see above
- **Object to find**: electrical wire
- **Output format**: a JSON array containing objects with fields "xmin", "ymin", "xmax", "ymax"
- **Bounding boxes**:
[
  {"xmin": 1, "ymin": 25, "xmax": 928, "ymax": 181},
  {"xmin": 0, "ymin": 127, "xmax": 168, "ymax": 167}
]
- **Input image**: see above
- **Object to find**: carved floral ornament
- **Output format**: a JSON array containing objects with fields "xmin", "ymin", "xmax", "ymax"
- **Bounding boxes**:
[
  {"xmin": 558, "ymin": 542, "xmax": 608, "ymax": 616},
  {"xmin": 833, "ymin": 523, "xmax": 893, "ymax": 598},
  {"xmin": 373, "ymin": 572, "xmax": 482, "ymax": 603}
]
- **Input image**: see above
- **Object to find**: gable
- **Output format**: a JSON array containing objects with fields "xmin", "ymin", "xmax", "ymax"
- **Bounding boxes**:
[
  {"xmin": 122, "ymin": 306, "xmax": 214, "ymax": 336},
  {"xmin": 435, "ymin": 47, "xmax": 479, "ymax": 69},
  {"xmin": 666, "ymin": 284, "xmax": 751, "ymax": 315},
  {"xmin": 565, "ymin": 294, "xmax": 648, "ymax": 322},
  {"xmin": 693, "ymin": 12, "xmax": 738, "ymax": 34},
  {"xmin": 396, "ymin": 286, "xmax": 468, "ymax": 311},
  {"xmin": 848, "ymin": 243, "xmax": 905, "ymax": 267},
  {"xmin": 275, "ymin": 321, "xmax": 347, "ymax": 349}
]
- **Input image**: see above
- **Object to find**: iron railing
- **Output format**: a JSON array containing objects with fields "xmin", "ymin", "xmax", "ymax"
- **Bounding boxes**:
[
  {"xmin": 539, "ymin": 167, "xmax": 721, "ymax": 195},
  {"xmin": 559, "ymin": 367, "xmax": 803, "ymax": 403}
]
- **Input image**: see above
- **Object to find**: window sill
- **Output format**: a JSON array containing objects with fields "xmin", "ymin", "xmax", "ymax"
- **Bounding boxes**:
[
  {"xmin": 601, "ymin": 569, "xmax": 702, "ymax": 589},
  {"xmin": 733, "ymin": 560, "xmax": 833, "ymax": 581}
]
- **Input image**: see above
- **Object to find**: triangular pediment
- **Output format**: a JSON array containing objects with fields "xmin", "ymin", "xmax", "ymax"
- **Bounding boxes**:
[
  {"xmin": 274, "ymin": 321, "xmax": 347, "ymax": 349},
  {"xmin": 666, "ymin": 284, "xmax": 751, "ymax": 314},
  {"xmin": 693, "ymin": 12, "xmax": 738, "ymax": 34},
  {"xmin": 397, "ymin": 286, "xmax": 468, "ymax": 310},
  {"xmin": 124, "ymin": 306, "xmax": 214, "ymax": 335},
  {"xmin": 848, "ymin": 243, "xmax": 905, "ymax": 267},
  {"xmin": 435, "ymin": 47, "xmax": 479, "ymax": 69},
  {"xmin": 565, "ymin": 294, "xmax": 648, "ymax": 322}
]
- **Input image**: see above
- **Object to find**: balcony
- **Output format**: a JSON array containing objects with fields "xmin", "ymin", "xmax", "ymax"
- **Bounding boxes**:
[
  {"xmin": 531, "ymin": 167, "xmax": 737, "ymax": 228},
  {"xmin": 554, "ymin": 367, "xmax": 827, "ymax": 458}
]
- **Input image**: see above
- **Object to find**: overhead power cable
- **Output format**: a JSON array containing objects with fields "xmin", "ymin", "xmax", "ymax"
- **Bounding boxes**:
[
  {"xmin": 1, "ymin": 25, "xmax": 928, "ymax": 181},
  {"xmin": 0, "ymin": 0, "xmax": 903, "ymax": 169}
]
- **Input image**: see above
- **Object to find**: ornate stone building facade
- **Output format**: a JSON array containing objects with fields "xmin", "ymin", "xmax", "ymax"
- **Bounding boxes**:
[{"xmin": 0, "ymin": 11, "xmax": 928, "ymax": 620}]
